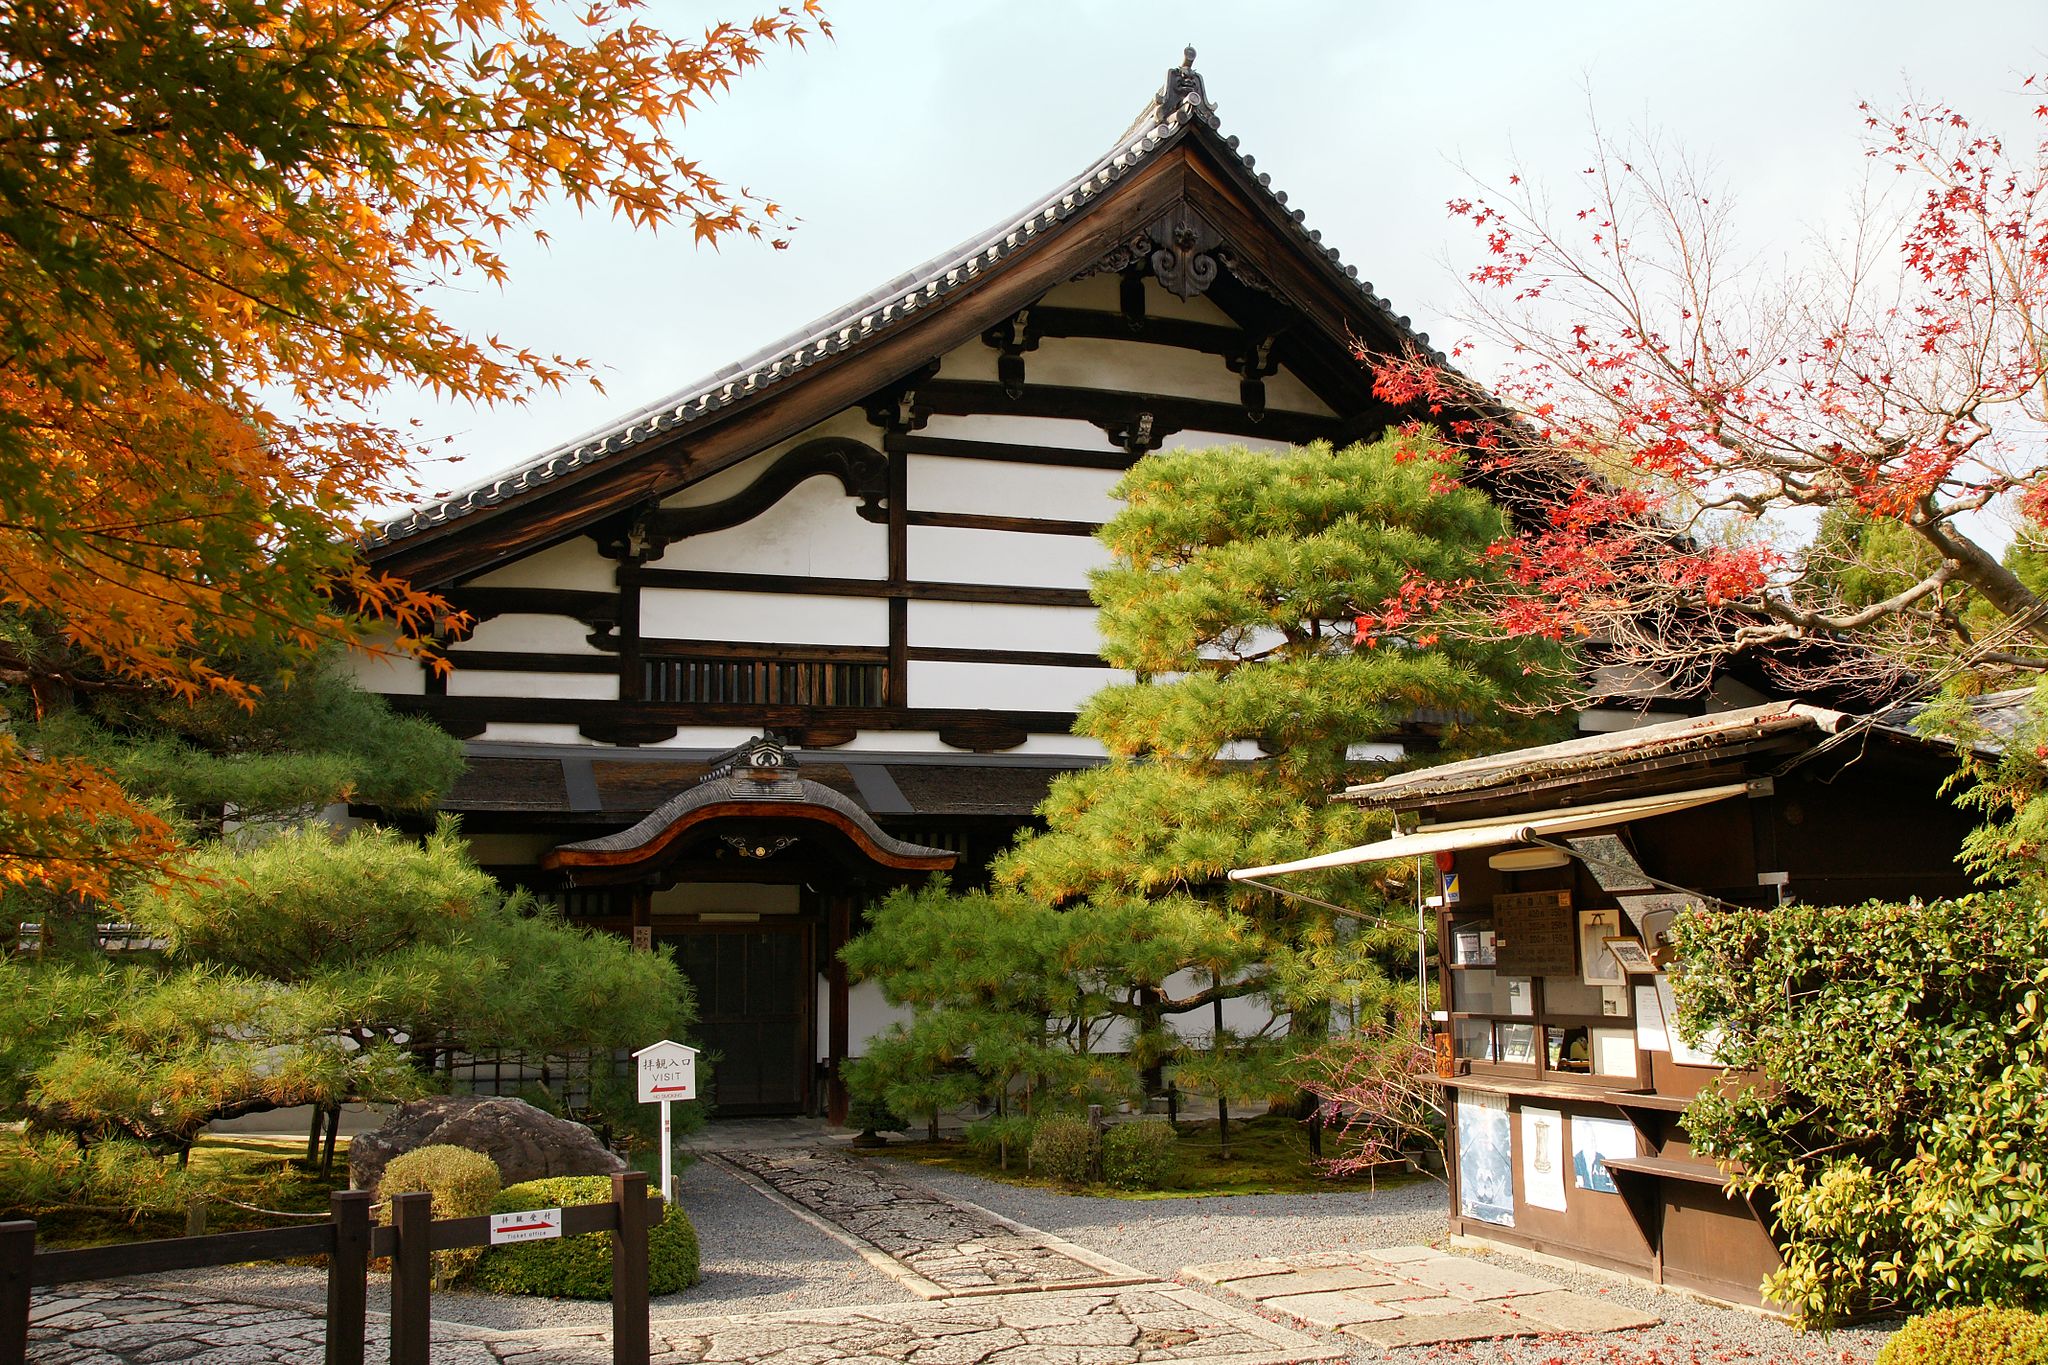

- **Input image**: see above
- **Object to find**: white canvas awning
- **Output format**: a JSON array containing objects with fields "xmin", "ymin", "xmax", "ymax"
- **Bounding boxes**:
[{"xmin": 1228, "ymin": 782, "xmax": 1754, "ymax": 881}]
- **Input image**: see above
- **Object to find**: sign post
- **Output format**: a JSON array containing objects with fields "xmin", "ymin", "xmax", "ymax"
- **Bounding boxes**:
[{"xmin": 633, "ymin": 1040, "xmax": 698, "ymax": 1203}]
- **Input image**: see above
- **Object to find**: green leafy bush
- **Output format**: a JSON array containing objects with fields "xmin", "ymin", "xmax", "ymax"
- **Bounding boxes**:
[
  {"xmin": 1101, "ymin": 1119, "xmax": 1176, "ymax": 1190},
  {"xmin": 0, "ymin": 1134, "xmax": 214, "ymax": 1214},
  {"xmin": 1875, "ymin": 1307, "xmax": 2048, "ymax": 1365},
  {"xmin": 377, "ymin": 1144, "xmax": 500, "ymax": 1287},
  {"xmin": 1028, "ymin": 1115, "xmax": 1095, "ymax": 1186},
  {"xmin": 1674, "ymin": 892, "xmax": 2048, "ymax": 1324},
  {"xmin": 472, "ymin": 1176, "xmax": 698, "ymax": 1299}
]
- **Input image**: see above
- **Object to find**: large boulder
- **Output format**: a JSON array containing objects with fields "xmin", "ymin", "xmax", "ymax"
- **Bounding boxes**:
[{"xmin": 350, "ymin": 1095, "xmax": 625, "ymax": 1193}]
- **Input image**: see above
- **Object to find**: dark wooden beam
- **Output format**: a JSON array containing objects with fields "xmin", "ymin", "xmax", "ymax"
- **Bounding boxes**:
[
  {"xmin": 883, "ymin": 431, "xmax": 1136, "ymax": 471},
  {"xmin": 904, "ymin": 509, "xmax": 1103, "ymax": 537},
  {"xmin": 624, "ymin": 566, "xmax": 1093, "ymax": 609},
  {"xmin": 906, "ymin": 645, "xmax": 1109, "ymax": 669},
  {"xmin": 390, "ymin": 693, "xmax": 1077, "ymax": 745}
]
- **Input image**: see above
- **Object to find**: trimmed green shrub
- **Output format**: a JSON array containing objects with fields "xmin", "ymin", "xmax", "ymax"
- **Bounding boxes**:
[
  {"xmin": 1675, "ymin": 891, "xmax": 2048, "ymax": 1324},
  {"xmin": 377, "ymin": 1144, "xmax": 500, "ymax": 1287},
  {"xmin": 1875, "ymin": 1307, "xmax": 2048, "ymax": 1365},
  {"xmin": 1101, "ymin": 1119, "xmax": 1176, "ymax": 1190},
  {"xmin": 1028, "ymin": 1115, "xmax": 1094, "ymax": 1186},
  {"xmin": 472, "ymin": 1175, "xmax": 698, "ymax": 1298}
]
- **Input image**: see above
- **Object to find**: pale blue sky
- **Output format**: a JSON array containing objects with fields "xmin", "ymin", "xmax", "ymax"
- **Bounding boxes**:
[{"xmin": 381, "ymin": 2, "xmax": 2048, "ymax": 500}]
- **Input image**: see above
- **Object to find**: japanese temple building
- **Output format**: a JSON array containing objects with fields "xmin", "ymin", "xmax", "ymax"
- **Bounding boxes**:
[
  {"xmin": 353, "ymin": 55, "xmax": 1758, "ymax": 1119},
  {"xmin": 1232, "ymin": 699, "xmax": 2004, "ymax": 1307}
]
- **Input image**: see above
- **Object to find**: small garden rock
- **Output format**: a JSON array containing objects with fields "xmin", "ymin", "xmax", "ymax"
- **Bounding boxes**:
[{"xmin": 348, "ymin": 1095, "xmax": 623, "ymax": 1191}]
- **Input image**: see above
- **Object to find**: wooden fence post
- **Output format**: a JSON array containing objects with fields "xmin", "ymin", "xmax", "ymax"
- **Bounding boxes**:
[
  {"xmin": 325, "ymin": 1191, "xmax": 372, "ymax": 1365},
  {"xmin": 1, "ymin": 1220, "xmax": 32, "ymax": 1365},
  {"xmin": 610, "ymin": 1171, "xmax": 649, "ymax": 1365},
  {"xmin": 387, "ymin": 1192, "xmax": 431, "ymax": 1365}
]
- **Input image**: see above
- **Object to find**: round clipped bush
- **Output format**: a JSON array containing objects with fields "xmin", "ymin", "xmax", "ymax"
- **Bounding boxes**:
[
  {"xmin": 376, "ymin": 1144, "xmax": 501, "ymax": 1287},
  {"xmin": 1028, "ymin": 1114, "xmax": 1095, "ymax": 1187},
  {"xmin": 1101, "ymin": 1119, "xmax": 1177, "ymax": 1191},
  {"xmin": 472, "ymin": 1175, "xmax": 698, "ymax": 1299},
  {"xmin": 1876, "ymin": 1308, "xmax": 2048, "ymax": 1365}
]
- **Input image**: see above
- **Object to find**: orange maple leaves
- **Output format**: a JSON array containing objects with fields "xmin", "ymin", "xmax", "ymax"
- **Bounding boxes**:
[{"xmin": 0, "ymin": 0, "xmax": 824, "ymax": 901}]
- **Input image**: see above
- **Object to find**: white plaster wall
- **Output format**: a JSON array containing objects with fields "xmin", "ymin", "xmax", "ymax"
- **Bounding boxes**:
[
  {"xmin": 907, "ymin": 600, "xmax": 1102, "ymax": 653},
  {"xmin": 1159, "ymin": 429, "xmax": 1297, "ymax": 456},
  {"xmin": 1158, "ymin": 969, "xmax": 1280, "ymax": 1043},
  {"xmin": 639, "ymin": 588, "xmax": 887, "ymax": 646},
  {"xmin": 919, "ymin": 413, "xmax": 1113, "ymax": 450},
  {"xmin": 445, "ymin": 668, "xmax": 620, "ymax": 700},
  {"xmin": 465, "ymin": 536, "xmax": 618, "ymax": 592},
  {"xmin": 934, "ymin": 337, "xmax": 1000, "ymax": 383},
  {"xmin": 906, "ymin": 454, "xmax": 1122, "ymax": 523},
  {"xmin": 1032, "ymin": 277, "xmax": 1239, "ymax": 326},
  {"xmin": 661, "ymin": 408, "xmax": 875, "ymax": 509},
  {"xmin": 907, "ymin": 525, "xmax": 1110, "ymax": 589},
  {"xmin": 476, "ymin": 722, "xmax": 592, "ymax": 744},
  {"xmin": 907, "ymin": 660, "xmax": 1126, "ymax": 712},
  {"xmin": 451, "ymin": 613, "xmax": 607, "ymax": 655},
  {"xmin": 840, "ymin": 978, "xmax": 916, "ymax": 1061},
  {"xmin": 648, "ymin": 476, "xmax": 888, "ymax": 579},
  {"xmin": 338, "ymin": 643, "xmax": 425, "ymax": 696}
]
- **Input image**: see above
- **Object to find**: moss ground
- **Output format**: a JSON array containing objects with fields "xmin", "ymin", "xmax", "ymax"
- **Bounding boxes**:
[
  {"xmin": 876, "ymin": 1112, "xmax": 1418, "ymax": 1199},
  {"xmin": 1, "ymin": 1132, "xmax": 349, "ymax": 1247}
]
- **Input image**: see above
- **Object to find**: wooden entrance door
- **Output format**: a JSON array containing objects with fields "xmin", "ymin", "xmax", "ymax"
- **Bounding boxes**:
[{"xmin": 670, "ymin": 928, "xmax": 810, "ymax": 1115}]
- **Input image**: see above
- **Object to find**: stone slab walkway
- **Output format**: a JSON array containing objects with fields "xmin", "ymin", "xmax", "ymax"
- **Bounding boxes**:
[
  {"xmin": 712, "ymin": 1148, "xmax": 1149, "ymax": 1299},
  {"xmin": 1184, "ymin": 1246, "xmax": 1661, "ymax": 1348},
  {"xmin": 30, "ymin": 1278, "xmax": 1341, "ymax": 1365}
]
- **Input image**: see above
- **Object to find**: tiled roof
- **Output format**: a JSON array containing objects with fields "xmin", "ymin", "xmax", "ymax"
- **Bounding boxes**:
[{"xmin": 370, "ymin": 58, "xmax": 1438, "ymax": 548}]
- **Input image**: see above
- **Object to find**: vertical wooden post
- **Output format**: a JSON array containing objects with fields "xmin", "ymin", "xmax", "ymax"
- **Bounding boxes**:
[
  {"xmin": 325, "ymin": 1191, "xmax": 372, "ymax": 1365},
  {"xmin": 610, "ymin": 1171, "xmax": 650, "ymax": 1365},
  {"xmin": 0, "ymin": 1220, "xmax": 33, "ymax": 1365},
  {"xmin": 826, "ymin": 895, "xmax": 851, "ymax": 1126},
  {"xmin": 387, "ymin": 1192, "xmax": 432, "ymax": 1365},
  {"xmin": 307, "ymin": 1105, "xmax": 326, "ymax": 1164}
]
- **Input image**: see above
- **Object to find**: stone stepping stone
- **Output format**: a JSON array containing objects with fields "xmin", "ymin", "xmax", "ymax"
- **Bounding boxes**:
[
  {"xmin": 1343, "ymin": 1306, "xmax": 1541, "ymax": 1347},
  {"xmin": 1394, "ymin": 1256, "xmax": 1564, "ymax": 1301},
  {"xmin": 1499, "ymin": 1289, "xmax": 1662, "ymax": 1333},
  {"xmin": 1239, "ymin": 1268, "xmax": 1397, "ymax": 1300},
  {"xmin": 1182, "ymin": 1257, "xmax": 1296, "ymax": 1284},
  {"xmin": 1259, "ymin": 1290, "xmax": 1405, "ymax": 1327},
  {"xmin": 1359, "ymin": 1244, "xmax": 1442, "ymax": 1264}
]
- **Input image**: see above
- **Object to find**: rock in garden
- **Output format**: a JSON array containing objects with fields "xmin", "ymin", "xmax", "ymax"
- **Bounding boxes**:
[{"xmin": 349, "ymin": 1095, "xmax": 624, "ymax": 1192}]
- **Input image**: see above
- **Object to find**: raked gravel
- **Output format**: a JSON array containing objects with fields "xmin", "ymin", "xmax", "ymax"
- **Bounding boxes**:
[
  {"xmin": 151, "ymin": 1151, "xmax": 911, "ymax": 1333},
  {"xmin": 865, "ymin": 1151, "xmax": 1900, "ymax": 1364}
]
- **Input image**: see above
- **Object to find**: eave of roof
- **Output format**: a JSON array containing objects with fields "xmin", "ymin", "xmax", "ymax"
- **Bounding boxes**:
[
  {"xmin": 1343, "ymin": 702, "xmax": 1845, "ymax": 808},
  {"xmin": 368, "ymin": 61, "xmax": 1444, "ymax": 552}
]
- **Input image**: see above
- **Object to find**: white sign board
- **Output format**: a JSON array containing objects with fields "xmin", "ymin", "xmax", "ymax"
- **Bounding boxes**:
[
  {"xmin": 635, "ymin": 1039, "xmax": 698, "ymax": 1103},
  {"xmin": 488, "ymin": 1208, "xmax": 563, "ymax": 1245}
]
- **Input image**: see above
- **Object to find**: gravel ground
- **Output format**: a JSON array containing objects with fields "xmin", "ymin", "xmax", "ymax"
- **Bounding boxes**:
[
  {"xmin": 155, "ymin": 1154, "xmax": 910, "ymax": 1332},
  {"xmin": 880, "ymin": 1154, "xmax": 1901, "ymax": 1365}
]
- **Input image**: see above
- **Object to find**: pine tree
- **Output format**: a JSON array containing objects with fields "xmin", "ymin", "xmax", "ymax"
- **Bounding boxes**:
[{"xmin": 849, "ymin": 436, "xmax": 1562, "ymax": 1133}]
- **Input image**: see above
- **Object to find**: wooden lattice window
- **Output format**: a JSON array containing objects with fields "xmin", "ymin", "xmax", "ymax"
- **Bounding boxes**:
[{"xmin": 642, "ymin": 646, "xmax": 888, "ymax": 707}]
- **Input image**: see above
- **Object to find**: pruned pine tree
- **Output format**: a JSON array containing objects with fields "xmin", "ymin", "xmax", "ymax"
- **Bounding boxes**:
[{"xmin": 849, "ymin": 436, "xmax": 1562, "ymax": 1133}]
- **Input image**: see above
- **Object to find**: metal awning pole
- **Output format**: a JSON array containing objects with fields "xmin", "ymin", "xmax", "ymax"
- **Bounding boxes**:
[{"xmin": 1231, "ymin": 876, "xmax": 1430, "ymax": 937}]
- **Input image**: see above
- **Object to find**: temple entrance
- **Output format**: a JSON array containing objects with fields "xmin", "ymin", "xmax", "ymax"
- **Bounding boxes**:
[{"xmin": 671, "ymin": 927, "xmax": 811, "ymax": 1116}]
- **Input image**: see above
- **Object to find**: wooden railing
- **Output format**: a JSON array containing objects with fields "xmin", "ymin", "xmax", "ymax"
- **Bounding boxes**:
[{"xmin": 1, "ymin": 1170, "xmax": 654, "ymax": 1365}]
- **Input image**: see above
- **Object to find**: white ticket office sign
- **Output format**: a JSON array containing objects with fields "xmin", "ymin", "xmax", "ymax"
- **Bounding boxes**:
[{"xmin": 488, "ymin": 1208, "xmax": 563, "ymax": 1245}]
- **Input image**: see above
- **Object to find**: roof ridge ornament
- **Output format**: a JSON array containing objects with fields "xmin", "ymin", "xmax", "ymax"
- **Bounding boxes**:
[{"xmin": 1163, "ymin": 45, "xmax": 1211, "ymax": 116}]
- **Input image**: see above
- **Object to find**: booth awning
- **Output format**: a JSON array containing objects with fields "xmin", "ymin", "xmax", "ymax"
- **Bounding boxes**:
[{"xmin": 1227, "ymin": 782, "xmax": 1754, "ymax": 881}]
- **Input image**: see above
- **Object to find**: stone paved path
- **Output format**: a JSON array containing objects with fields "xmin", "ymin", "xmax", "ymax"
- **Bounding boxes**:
[
  {"xmin": 1184, "ymin": 1246, "xmax": 1661, "ymax": 1347},
  {"xmin": 712, "ymin": 1148, "xmax": 1149, "ymax": 1298},
  {"xmin": 30, "ymin": 1279, "xmax": 1341, "ymax": 1364}
]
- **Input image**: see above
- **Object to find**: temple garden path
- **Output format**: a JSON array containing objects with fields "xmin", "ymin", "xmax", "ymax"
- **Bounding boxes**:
[{"xmin": 27, "ymin": 1122, "xmax": 1899, "ymax": 1364}]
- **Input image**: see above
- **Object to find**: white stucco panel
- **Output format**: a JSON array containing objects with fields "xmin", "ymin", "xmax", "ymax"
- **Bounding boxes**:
[
  {"xmin": 842, "ymin": 978, "xmax": 916, "ymax": 1061},
  {"xmin": 660, "ymin": 408, "xmax": 875, "ymax": 509},
  {"xmin": 1161, "ymin": 428, "xmax": 1297, "ymax": 456},
  {"xmin": 907, "ymin": 600, "xmax": 1103, "ymax": 653},
  {"xmin": 648, "ymin": 476, "xmax": 887, "ymax": 579},
  {"xmin": 640, "ymin": 588, "xmax": 887, "ymax": 646},
  {"xmin": 338, "ymin": 638, "xmax": 425, "ymax": 696},
  {"xmin": 919, "ymin": 412, "xmax": 1114, "ymax": 451},
  {"xmin": 908, "ymin": 525, "xmax": 1111, "ymax": 589},
  {"xmin": 906, "ymin": 454, "xmax": 1123, "ymax": 522},
  {"xmin": 445, "ymin": 668, "xmax": 620, "ymax": 700},
  {"xmin": 907, "ymin": 660, "xmax": 1126, "ymax": 712},
  {"xmin": 452, "ymin": 613, "xmax": 607, "ymax": 655},
  {"xmin": 465, "ymin": 536, "xmax": 618, "ymax": 592}
]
